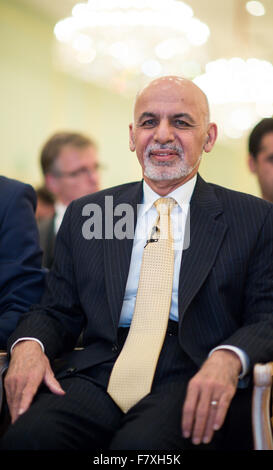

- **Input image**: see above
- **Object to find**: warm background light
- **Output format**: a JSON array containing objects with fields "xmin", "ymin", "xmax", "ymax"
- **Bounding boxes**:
[
  {"xmin": 54, "ymin": 0, "xmax": 210, "ymax": 94},
  {"xmin": 0, "ymin": 0, "xmax": 272, "ymax": 198},
  {"xmin": 246, "ymin": 1, "xmax": 265, "ymax": 16},
  {"xmin": 194, "ymin": 57, "xmax": 273, "ymax": 139}
]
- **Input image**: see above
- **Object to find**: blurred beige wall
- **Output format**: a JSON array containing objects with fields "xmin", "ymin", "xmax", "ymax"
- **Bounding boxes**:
[{"xmin": 0, "ymin": 0, "xmax": 262, "ymax": 197}]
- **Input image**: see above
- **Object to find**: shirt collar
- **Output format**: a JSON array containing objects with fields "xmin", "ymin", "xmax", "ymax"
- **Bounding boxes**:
[
  {"xmin": 54, "ymin": 201, "xmax": 68, "ymax": 233},
  {"xmin": 141, "ymin": 174, "xmax": 197, "ymax": 216},
  {"xmin": 54, "ymin": 201, "xmax": 67, "ymax": 218}
]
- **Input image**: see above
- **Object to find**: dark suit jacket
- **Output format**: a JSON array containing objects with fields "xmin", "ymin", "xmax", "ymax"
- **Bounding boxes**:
[
  {"xmin": 38, "ymin": 216, "xmax": 55, "ymax": 269},
  {"xmin": 8, "ymin": 175, "xmax": 273, "ymax": 383},
  {"xmin": 0, "ymin": 176, "xmax": 45, "ymax": 349}
]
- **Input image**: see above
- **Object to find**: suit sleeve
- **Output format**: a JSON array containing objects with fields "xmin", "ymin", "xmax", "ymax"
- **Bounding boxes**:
[
  {"xmin": 7, "ymin": 201, "xmax": 85, "ymax": 360},
  {"xmin": 0, "ymin": 183, "xmax": 45, "ymax": 349},
  {"xmin": 220, "ymin": 205, "xmax": 273, "ymax": 368}
]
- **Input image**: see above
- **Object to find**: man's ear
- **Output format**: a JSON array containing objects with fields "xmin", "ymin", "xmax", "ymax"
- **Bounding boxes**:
[
  {"xmin": 248, "ymin": 154, "xmax": 257, "ymax": 174},
  {"xmin": 44, "ymin": 173, "xmax": 59, "ymax": 196},
  {"xmin": 129, "ymin": 123, "xmax": 136, "ymax": 152},
  {"xmin": 203, "ymin": 123, "xmax": 218, "ymax": 153}
]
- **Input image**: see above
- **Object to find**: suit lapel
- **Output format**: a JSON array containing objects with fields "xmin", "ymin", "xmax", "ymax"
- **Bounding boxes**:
[
  {"xmin": 103, "ymin": 182, "xmax": 143, "ymax": 332},
  {"xmin": 47, "ymin": 217, "xmax": 56, "ymax": 265},
  {"xmin": 178, "ymin": 175, "xmax": 228, "ymax": 325}
]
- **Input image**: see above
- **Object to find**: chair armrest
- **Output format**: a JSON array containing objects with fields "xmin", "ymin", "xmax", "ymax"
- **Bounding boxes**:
[
  {"xmin": 252, "ymin": 362, "xmax": 273, "ymax": 450},
  {"xmin": 0, "ymin": 351, "xmax": 8, "ymax": 414}
]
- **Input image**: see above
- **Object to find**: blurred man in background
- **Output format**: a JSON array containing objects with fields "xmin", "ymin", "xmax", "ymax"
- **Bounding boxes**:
[
  {"xmin": 248, "ymin": 117, "xmax": 273, "ymax": 203},
  {"xmin": 38, "ymin": 131, "xmax": 100, "ymax": 268}
]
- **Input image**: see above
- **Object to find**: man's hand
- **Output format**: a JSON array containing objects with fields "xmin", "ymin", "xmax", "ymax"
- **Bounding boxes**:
[
  {"xmin": 181, "ymin": 350, "xmax": 241, "ymax": 445},
  {"xmin": 4, "ymin": 341, "xmax": 65, "ymax": 424}
]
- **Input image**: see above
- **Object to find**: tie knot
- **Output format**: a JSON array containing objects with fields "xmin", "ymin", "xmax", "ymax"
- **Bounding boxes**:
[{"xmin": 154, "ymin": 197, "xmax": 177, "ymax": 215}]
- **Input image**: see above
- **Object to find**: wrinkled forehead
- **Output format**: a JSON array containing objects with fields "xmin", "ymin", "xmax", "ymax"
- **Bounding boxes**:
[{"xmin": 134, "ymin": 77, "xmax": 208, "ymax": 121}]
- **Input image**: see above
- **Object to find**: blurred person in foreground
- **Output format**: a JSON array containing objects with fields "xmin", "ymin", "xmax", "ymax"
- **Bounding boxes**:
[
  {"xmin": 0, "ymin": 176, "xmax": 45, "ymax": 349},
  {"xmin": 248, "ymin": 117, "xmax": 273, "ymax": 203},
  {"xmin": 1, "ymin": 77, "xmax": 272, "ymax": 451},
  {"xmin": 38, "ymin": 132, "xmax": 100, "ymax": 268}
]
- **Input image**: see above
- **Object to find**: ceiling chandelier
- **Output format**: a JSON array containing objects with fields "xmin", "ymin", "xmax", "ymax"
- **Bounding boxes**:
[
  {"xmin": 54, "ymin": 0, "xmax": 210, "ymax": 94},
  {"xmin": 194, "ymin": 58, "xmax": 273, "ymax": 139}
]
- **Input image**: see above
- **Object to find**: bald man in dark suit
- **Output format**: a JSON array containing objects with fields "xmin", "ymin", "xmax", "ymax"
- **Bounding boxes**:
[{"xmin": 1, "ymin": 78, "xmax": 272, "ymax": 451}]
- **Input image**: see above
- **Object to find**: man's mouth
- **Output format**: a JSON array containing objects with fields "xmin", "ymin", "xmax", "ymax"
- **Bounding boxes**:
[
  {"xmin": 150, "ymin": 150, "xmax": 177, "ymax": 162},
  {"xmin": 150, "ymin": 150, "xmax": 179, "ymax": 161}
]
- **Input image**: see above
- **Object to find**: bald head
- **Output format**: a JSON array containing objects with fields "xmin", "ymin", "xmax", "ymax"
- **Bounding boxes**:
[
  {"xmin": 133, "ymin": 76, "xmax": 210, "ymax": 127},
  {"xmin": 129, "ymin": 74, "xmax": 217, "ymax": 195}
]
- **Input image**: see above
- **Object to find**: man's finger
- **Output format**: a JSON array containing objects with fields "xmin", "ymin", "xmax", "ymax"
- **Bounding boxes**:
[
  {"xmin": 44, "ymin": 369, "xmax": 65, "ymax": 396},
  {"xmin": 5, "ymin": 376, "xmax": 27, "ymax": 424},
  {"xmin": 12, "ymin": 380, "xmax": 41, "ymax": 423},
  {"xmin": 181, "ymin": 384, "xmax": 200, "ymax": 438},
  {"xmin": 213, "ymin": 394, "xmax": 233, "ymax": 432},
  {"xmin": 16, "ymin": 388, "xmax": 37, "ymax": 421},
  {"xmin": 201, "ymin": 401, "xmax": 219, "ymax": 444},
  {"xmin": 191, "ymin": 393, "xmax": 212, "ymax": 445}
]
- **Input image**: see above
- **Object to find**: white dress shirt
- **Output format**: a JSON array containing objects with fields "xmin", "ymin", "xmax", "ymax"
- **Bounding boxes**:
[
  {"xmin": 54, "ymin": 202, "xmax": 67, "ymax": 234},
  {"xmin": 119, "ymin": 176, "xmax": 195, "ymax": 326},
  {"xmin": 12, "ymin": 176, "xmax": 249, "ymax": 378}
]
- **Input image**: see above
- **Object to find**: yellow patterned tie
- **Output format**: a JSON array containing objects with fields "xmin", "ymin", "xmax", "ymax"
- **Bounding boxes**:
[{"xmin": 107, "ymin": 197, "xmax": 177, "ymax": 413}]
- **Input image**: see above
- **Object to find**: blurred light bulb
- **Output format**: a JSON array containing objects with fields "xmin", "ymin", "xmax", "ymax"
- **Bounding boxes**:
[
  {"xmin": 256, "ymin": 102, "xmax": 273, "ymax": 118},
  {"xmin": 109, "ymin": 42, "xmax": 129, "ymax": 60},
  {"xmin": 155, "ymin": 40, "xmax": 177, "ymax": 60},
  {"xmin": 194, "ymin": 57, "xmax": 273, "ymax": 138},
  {"xmin": 155, "ymin": 38, "xmax": 189, "ymax": 60},
  {"xmin": 54, "ymin": 1, "xmax": 210, "ymax": 100},
  {"xmin": 73, "ymin": 34, "xmax": 93, "ymax": 52},
  {"xmin": 223, "ymin": 124, "xmax": 244, "ymax": 139},
  {"xmin": 230, "ymin": 108, "xmax": 254, "ymax": 131},
  {"xmin": 141, "ymin": 59, "xmax": 162, "ymax": 77},
  {"xmin": 54, "ymin": 18, "xmax": 76, "ymax": 43},
  {"xmin": 186, "ymin": 18, "xmax": 210, "ymax": 46},
  {"xmin": 246, "ymin": 1, "xmax": 265, "ymax": 16},
  {"xmin": 77, "ymin": 48, "xmax": 96, "ymax": 64}
]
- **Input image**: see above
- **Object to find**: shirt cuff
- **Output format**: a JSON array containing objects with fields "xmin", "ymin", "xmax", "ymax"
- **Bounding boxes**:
[
  {"xmin": 208, "ymin": 345, "xmax": 250, "ymax": 379},
  {"xmin": 10, "ymin": 338, "xmax": 45, "ymax": 355}
]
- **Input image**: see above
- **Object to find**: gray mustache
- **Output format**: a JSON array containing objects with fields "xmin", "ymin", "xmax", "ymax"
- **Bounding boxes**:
[{"xmin": 145, "ymin": 144, "xmax": 184, "ymax": 157}]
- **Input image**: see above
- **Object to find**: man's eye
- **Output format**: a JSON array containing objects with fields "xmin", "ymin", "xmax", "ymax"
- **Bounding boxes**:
[
  {"xmin": 141, "ymin": 119, "xmax": 156, "ymax": 127},
  {"xmin": 174, "ymin": 120, "xmax": 190, "ymax": 127},
  {"xmin": 266, "ymin": 154, "xmax": 273, "ymax": 163}
]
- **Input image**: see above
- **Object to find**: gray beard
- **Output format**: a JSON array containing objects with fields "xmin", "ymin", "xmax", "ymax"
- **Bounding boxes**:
[{"xmin": 143, "ymin": 145, "xmax": 202, "ymax": 181}]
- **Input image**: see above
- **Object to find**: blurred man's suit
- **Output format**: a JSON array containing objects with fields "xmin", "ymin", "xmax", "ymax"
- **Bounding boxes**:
[
  {"xmin": 7, "ymin": 174, "xmax": 273, "ymax": 449},
  {"xmin": 0, "ymin": 176, "xmax": 45, "ymax": 349},
  {"xmin": 38, "ymin": 216, "xmax": 55, "ymax": 269}
]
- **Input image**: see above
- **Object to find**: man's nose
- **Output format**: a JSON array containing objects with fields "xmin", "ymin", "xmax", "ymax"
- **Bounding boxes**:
[
  {"xmin": 88, "ymin": 168, "xmax": 100, "ymax": 189},
  {"xmin": 82, "ymin": 167, "xmax": 97, "ymax": 185},
  {"xmin": 153, "ymin": 121, "xmax": 174, "ymax": 144}
]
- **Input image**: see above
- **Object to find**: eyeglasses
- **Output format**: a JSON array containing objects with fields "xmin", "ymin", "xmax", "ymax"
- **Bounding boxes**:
[{"xmin": 53, "ymin": 163, "xmax": 104, "ymax": 179}]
